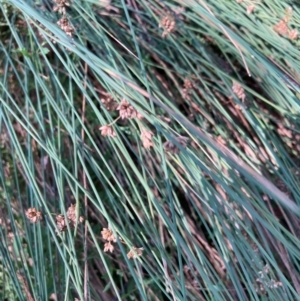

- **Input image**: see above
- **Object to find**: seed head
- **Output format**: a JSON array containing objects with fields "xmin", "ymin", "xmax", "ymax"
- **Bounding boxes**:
[
  {"xmin": 141, "ymin": 129, "xmax": 154, "ymax": 149},
  {"xmin": 57, "ymin": 16, "xmax": 73, "ymax": 37},
  {"xmin": 101, "ymin": 96, "xmax": 118, "ymax": 111},
  {"xmin": 127, "ymin": 247, "xmax": 143, "ymax": 259},
  {"xmin": 56, "ymin": 214, "xmax": 67, "ymax": 232},
  {"xmin": 25, "ymin": 208, "xmax": 42, "ymax": 223},
  {"xmin": 117, "ymin": 99, "xmax": 140, "ymax": 119},
  {"xmin": 232, "ymin": 81, "xmax": 246, "ymax": 101},
  {"xmin": 99, "ymin": 125, "xmax": 117, "ymax": 138},
  {"xmin": 104, "ymin": 242, "xmax": 114, "ymax": 253},
  {"xmin": 53, "ymin": 0, "xmax": 70, "ymax": 14},
  {"xmin": 101, "ymin": 228, "xmax": 117, "ymax": 242},
  {"xmin": 159, "ymin": 16, "xmax": 176, "ymax": 38},
  {"xmin": 274, "ymin": 20, "xmax": 289, "ymax": 36},
  {"xmin": 67, "ymin": 204, "xmax": 84, "ymax": 225},
  {"xmin": 289, "ymin": 29, "xmax": 298, "ymax": 40}
]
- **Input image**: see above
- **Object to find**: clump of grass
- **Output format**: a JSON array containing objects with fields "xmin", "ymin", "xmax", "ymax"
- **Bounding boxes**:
[{"xmin": 1, "ymin": 0, "xmax": 300, "ymax": 300}]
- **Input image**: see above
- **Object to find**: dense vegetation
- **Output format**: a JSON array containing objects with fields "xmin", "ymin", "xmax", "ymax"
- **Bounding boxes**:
[{"xmin": 1, "ymin": 0, "xmax": 300, "ymax": 300}]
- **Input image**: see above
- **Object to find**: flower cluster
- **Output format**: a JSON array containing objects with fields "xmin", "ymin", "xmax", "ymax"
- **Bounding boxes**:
[
  {"xmin": 117, "ymin": 99, "xmax": 143, "ymax": 120},
  {"xmin": 127, "ymin": 247, "xmax": 143, "ymax": 259},
  {"xmin": 101, "ymin": 95, "xmax": 118, "ymax": 111},
  {"xmin": 99, "ymin": 97, "xmax": 151, "ymax": 148},
  {"xmin": 99, "ymin": 125, "xmax": 116, "ymax": 138},
  {"xmin": 140, "ymin": 129, "xmax": 154, "ymax": 149},
  {"xmin": 232, "ymin": 81, "xmax": 246, "ymax": 102},
  {"xmin": 159, "ymin": 15, "xmax": 176, "ymax": 38},
  {"xmin": 56, "ymin": 204, "xmax": 84, "ymax": 233},
  {"xmin": 25, "ymin": 204, "xmax": 84, "ymax": 233},
  {"xmin": 182, "ymin": 78, "xmax": 194, "ymax": 100},
  {"xmin": 25, "ymin": 208, "xmax": 42, "ymax": 223},
  {"xmin": 53, "ymin": 0, "xmax": 74, "ymax": 38},
  {"xmin": 101, "ymin": 226, "xmax": 143, "ymax": 259},
  {"xmin": 273, "ymin": 8, "xmax": 298, "ymax": 40},
  {"xmin": 101, "ymin": 228, "xmax": 117, "ymax": 253}
]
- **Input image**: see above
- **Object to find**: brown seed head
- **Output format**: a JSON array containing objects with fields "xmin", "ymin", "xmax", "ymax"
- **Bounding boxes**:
[
  {"xmin": 57, "ymin": 16, "xmax": 73, "ymax": 37},
  {"xmin": 117, "ymin": 99, "xmax": 139, "ymax": 119},
  {"xmin": 99, "ymin": 125, "xmax": 117, "ymax": 138},
  {"xmin": 289, "ymin": 29, "xmax": 298, "ymax": 40},
  {"xmin": 25, "ymin": 208, "xmax": 42, "ymax": 223},
  {"xmin": 127, "ymin": 247, "xmax": 143, "ymax": 259},
  {"xmin": 160, "ymin": 16, "xmax": 176, "ymax": 38},
  {"xmin": 56, "ymin": 214, "xmax": 67, "ymax": 232},
  {"xmin": 141, "ymin": 129, "xmax": 154, "ymax": 149},
  {"xmin": 53, "ymin": 0, "xmax": 70, "ymax": 14},
  {"xmin": 274, "ymin": 20, "xmax": 289, "ymax": 36},
  {"xmin": 101, "ymin": 228, "xmax": 117, "ymax": 242},
  {"xmin": 232, "ymin": 81, "xmax": 246, "ymax": 101},
  {"xmin": 67, "ymin": 204, "xmax": 84, "ymax": 225},
  {"xmin": 104, "ymin": 242, "xmax": 114, "ymax": 253},
  {"xmin": 184, "ymin": 78, "xmax": 193, "ymax": 90},
  {"xmin": 101, "ymin": 96, "xmax": 118, "ymax": 111}
]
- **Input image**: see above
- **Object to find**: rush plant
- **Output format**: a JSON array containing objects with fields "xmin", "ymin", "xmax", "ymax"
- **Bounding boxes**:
[{"xmin": 1, "ymin": 0, "xmax": 300, "ymax": 300}]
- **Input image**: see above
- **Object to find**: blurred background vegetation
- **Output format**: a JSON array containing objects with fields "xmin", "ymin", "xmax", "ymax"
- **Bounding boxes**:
[{"xmin": 1, "ymin": 0, "xmax": 300, "ymax": 300}]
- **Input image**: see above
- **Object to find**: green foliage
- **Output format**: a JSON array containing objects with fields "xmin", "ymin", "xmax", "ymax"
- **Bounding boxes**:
[{"xmin": 1, "ymin": 0, "xmax": 300, "ymax": 300}]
